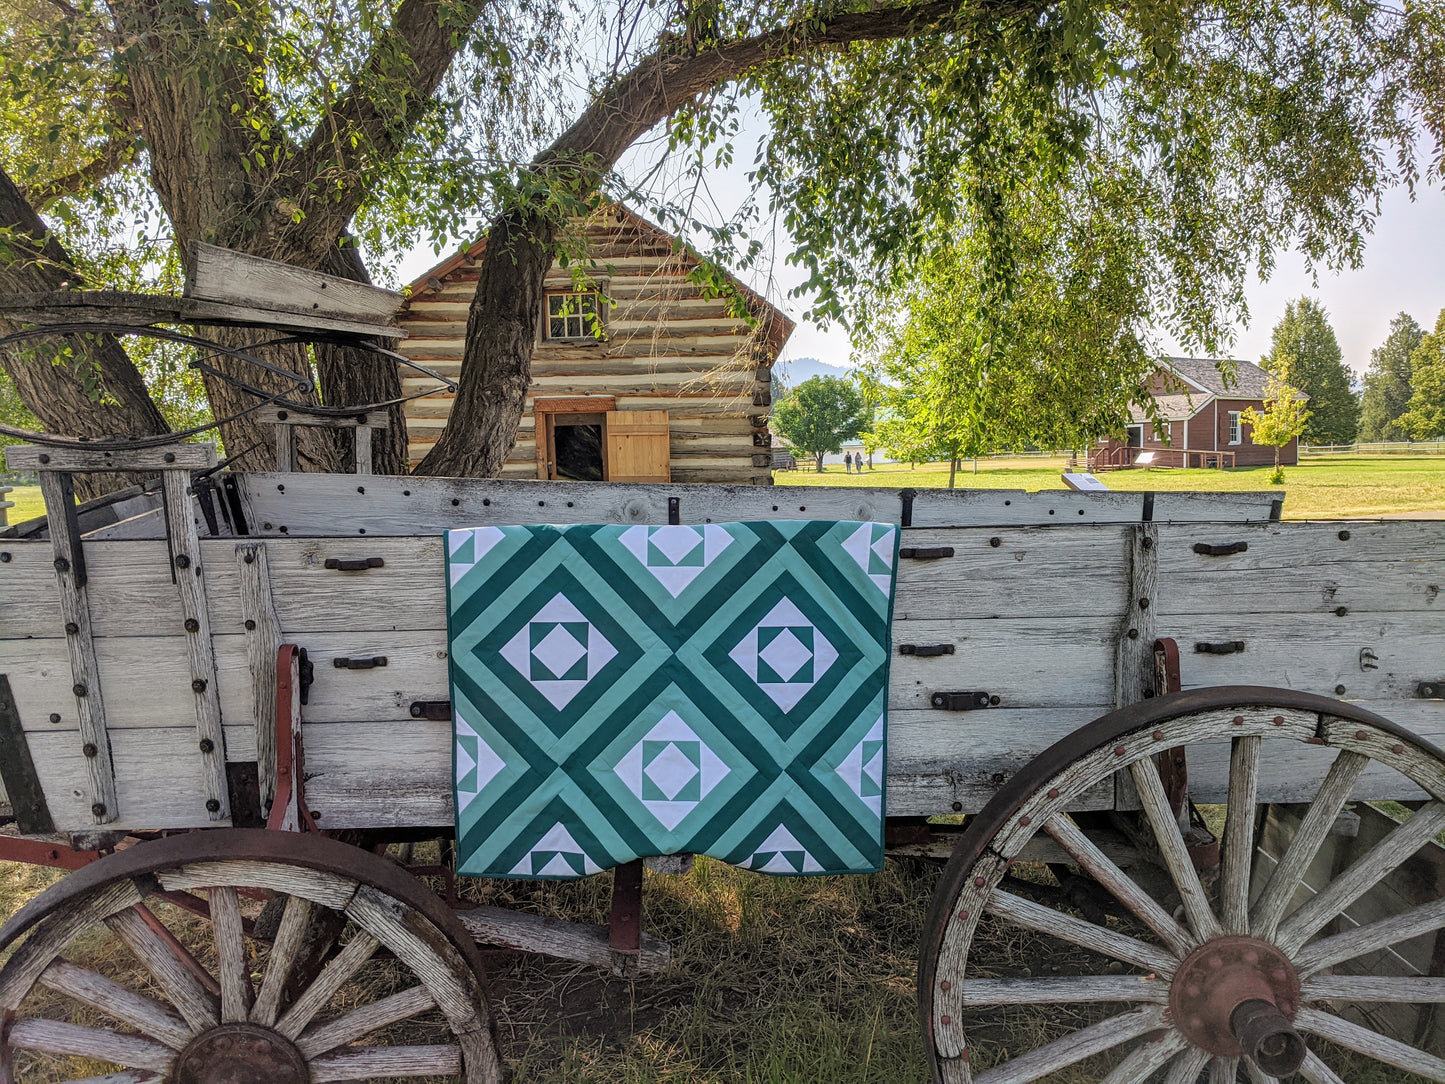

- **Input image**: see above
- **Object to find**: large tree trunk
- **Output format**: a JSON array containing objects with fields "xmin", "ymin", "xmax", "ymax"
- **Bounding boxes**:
[
  {"xmin": 0, "ymin": 164, "xmax": 170, "ymax": 500},
  {"xmin": 413, "ymin": 212, "xmax": 556, "ymax": 477},
  {"xmin": 316, "ymin": 244, "xmax": 409, "ymax": 475}
]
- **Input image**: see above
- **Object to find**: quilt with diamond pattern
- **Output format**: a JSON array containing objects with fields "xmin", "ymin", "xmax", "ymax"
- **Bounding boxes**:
[{"xmin": 445, "ymin": 520, "xmax": 898, "ymax": 879}]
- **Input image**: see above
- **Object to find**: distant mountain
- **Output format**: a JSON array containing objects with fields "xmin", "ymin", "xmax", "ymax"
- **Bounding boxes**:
[{"xmin": 774, "ymin": 356, "xmax": 851, "ymax": 390}]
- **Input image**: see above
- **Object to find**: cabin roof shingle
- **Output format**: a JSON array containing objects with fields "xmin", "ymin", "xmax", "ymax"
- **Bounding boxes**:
[{"xmin": 1163, "ymin": 357, "xmax": 1273, "ymax": 399}]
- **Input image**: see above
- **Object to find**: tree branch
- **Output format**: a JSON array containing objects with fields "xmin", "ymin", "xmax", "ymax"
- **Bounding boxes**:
[
  {"xmin": 541, "ymin": 0, "xmax": 1053, "ymax": 174},
  {"xmin": 22, "ymin": 132, "xmax": 139, "ymax": 206},
  {"xmin": 272, "ymin": 0, "xmax": 494, "ymax": 264}
]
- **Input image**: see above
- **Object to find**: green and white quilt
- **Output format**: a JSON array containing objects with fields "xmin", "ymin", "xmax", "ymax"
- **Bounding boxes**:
[{"xmin": 445, "ymin": 520, "xmax": 897, "ymax": 878}]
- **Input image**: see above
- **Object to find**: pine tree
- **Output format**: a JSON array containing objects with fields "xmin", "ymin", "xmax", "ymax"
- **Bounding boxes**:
[
  {"xmin": 1400, "ymin": 311, "xmax": 1445, "ymax": 441},
  {"xmin": 1358, "ymin": 313, "xmax": 1424, "ymax": 441},
  {"xmin": 1263, "ymin": 299, "xmax": 1360, "ymax": 445}
]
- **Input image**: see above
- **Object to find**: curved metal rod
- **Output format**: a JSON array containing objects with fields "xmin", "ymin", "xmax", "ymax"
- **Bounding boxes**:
[
  {"xmin": 0, "ymin": 319, "xmax": 453, "ymax": 447},
  {"xmin": 0, "ymin": 322, "xmax": 313, "ymax": 394}
]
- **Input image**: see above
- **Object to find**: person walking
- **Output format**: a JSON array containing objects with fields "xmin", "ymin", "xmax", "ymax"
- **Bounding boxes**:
[{"xmin": 843, "ymin": 452, "xmax": 853, "ymax": 473}]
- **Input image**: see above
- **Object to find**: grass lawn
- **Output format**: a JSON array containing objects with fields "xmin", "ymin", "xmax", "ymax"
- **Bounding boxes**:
[
  {"xmin": 3, "ymin": 483, "xmax": 44, "ymax": 525},
  {"xmin": 776, "ymin": 453, "xmax": 1445, "ymax": 520}
]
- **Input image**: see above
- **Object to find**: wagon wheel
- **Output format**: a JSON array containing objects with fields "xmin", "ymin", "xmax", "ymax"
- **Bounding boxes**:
[
  {"xmin": 0, "ymin": 828, "xmax": 502, "ymax": 1083},
  {"xmin": 920, "ymin": 687, "xmax": 1445, "ymax": 1083}
]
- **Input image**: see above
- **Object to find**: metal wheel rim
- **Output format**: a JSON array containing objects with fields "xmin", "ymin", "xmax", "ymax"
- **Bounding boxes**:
[{"xmin": 920, "ymin": 687, "xmax": 1445, "ymax": 1083}]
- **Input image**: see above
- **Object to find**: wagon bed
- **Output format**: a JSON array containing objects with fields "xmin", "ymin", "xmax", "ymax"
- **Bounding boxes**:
[{"xmin": 1, "ymin": 442, "xmax": 1443, "ymax": 1083}]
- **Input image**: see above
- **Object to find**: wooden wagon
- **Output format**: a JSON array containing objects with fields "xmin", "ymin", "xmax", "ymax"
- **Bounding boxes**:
[{"xmin": 1, "ymin": 272, "xmax": 1443, "ymax": 1082}]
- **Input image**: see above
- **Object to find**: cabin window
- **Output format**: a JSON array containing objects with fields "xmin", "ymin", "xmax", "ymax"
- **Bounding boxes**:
[
  {"xmin": 1229, "ymin": 411, "xmax": 1242, "ymax": 444},
  {"xmin": 545, "ymin": 291, "xmax": 602, "ymax": 340}
]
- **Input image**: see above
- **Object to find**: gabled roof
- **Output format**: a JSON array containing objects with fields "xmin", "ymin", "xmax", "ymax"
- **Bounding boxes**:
[
  {"xmin": 399, "ymin": 204, "xmax": 795, "ymax": 355},
  {"xmin": 1162, "ymin": 357, "xmax": 1273, "ymax": 399}
]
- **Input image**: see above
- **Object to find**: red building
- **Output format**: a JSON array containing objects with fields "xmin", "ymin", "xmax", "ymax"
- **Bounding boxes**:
[{"xmin": 1090, "ymin": 357, "xmax": 1301, "ymax": 471}]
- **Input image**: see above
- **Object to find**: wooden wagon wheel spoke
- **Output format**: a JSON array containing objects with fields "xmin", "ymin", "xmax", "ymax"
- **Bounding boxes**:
[
  {"xmin": 274, "ymin": 929, "xmax": 382, "ymax": 1040},
  {"xmin": 1208, "ymin": 1055, "xmax": 1240, "ymax": 1083},
  {"xmin": 956, "ymin": 975, "xmax": 1168, "ymax": 1006},
  {"xmin": 1297, "ymin": 1048, "xmax": 1348, "ymax": 1084},
  {"xmin": 250, "ymin": 893, "xmax": 313, "ymax": 1027},
  {"xmin": 296, "ymin": 984, "xmax": 438, "ymax": 1059},
  {"xmin": 0, "ymin": 830, "xmax": 503, "ymax": 1084},
  {"xmin": 60, "ymin": 1072, "xmax": 161, "ymax": 1084},
  {"xmin": 37, "ymin": 958, "xmax": 194, "ymax": 1050},
  {"xmin": 7, "ymin": 1018, "xmax": 175, "ymax": 1071},
  {"xmin": 1094, "ymin": 1029, "xmax": 1189, "ymax": 1084},
  {"xmin": 1249, "ymin": 750, "xmax": 1369, "ymax": 940},
  {"xmin": 1293, "ymin": 895, "xmax": 1445, "ymax": 977},
  {"xmin": 1162, "ymin": 1045, "xmax": 1211, "ymax": 1084},
  {"xmin": 103, "ymin": 907, "xmax": 219, "ymax": 1034},
  {"xmin": 1043, "ymin": 813, "xmax": 1196, "ymax": 957},
  {"xmin": 920, "ymin": 690, "xmax": 1445, "ymax": 1084},
  {"xmin": 1220, "ymin": 734, "xmax": 1262, "ymax": 935},
  {"xmin": 309, "ymin": 1042, "xmax": 463, "ymax": 1081},
  {"xmin": 1302, "ymin": 974, "xmax": 1445, "ymax": 1001},
  {"xmin": 1129, "ymin": 756, "xmax": 1222, "ymax": 941},
  {"xmin": 208, "ymin": 886, "xmax": 251, "ymax": 1024},
  {"xmin": 971, "ymin": 1004, "xmax": 1165, "ymax": 1084},
  {"xmin": 1295, "ymin": 1006, "xmax": 1445, "ymax": 1080},
  {"xmin": 984, "ymin": 889, "xmax": 1177, "ymax": 975},
  {"xmin": 1276, "ymin": 799, "xmax": 1445, "ymax": 956}
]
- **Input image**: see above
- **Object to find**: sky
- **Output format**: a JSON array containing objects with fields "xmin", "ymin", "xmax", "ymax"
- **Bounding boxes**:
[{"xmin": 398, "ymin": 115, "xmax": 1445, "ymax": 382}]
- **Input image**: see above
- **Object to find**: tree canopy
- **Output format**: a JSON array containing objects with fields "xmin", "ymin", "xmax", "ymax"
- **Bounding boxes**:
[
  {"xmin": 771, "ymin": 375, "xmax": 864, "ymax": 471},
  {"xmin": 0, "ymin": 0, "xmax": 1441, "ymax": 485},
  {"xmin": 1359, "ymin": 313, "xmax": 1425, "ymax": 442},
  {"xmin": 1262, "ymin": 298, "xmax": 1359, "ymax": 446}
]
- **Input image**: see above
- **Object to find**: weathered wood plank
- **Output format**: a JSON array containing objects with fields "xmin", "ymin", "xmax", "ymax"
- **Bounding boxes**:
[
  {"xmin": 1157, "ymin": 521, "xmax": 1445, "ymax": 615},
  {"xmin": 26, "ymin": 726, "xmax": 253, "ymax": 831},
  {"xmin": 162, "ymin": 470, "xmax": 229, "ymax": 821},
  {"xmin": 186, "ymin": 241, "xmax": 401, "ymax": 321},
  {"xmin": 254, "ymin": 404, "xmax": 390, "ymax": 430},
  {"xmin": 4, "ymin": 443, "xmax": 217, "ymax": 473},
  {"xmin": 37, "ymin": 471, "xmax": 118, "ymax": 825},
  {"xmin": 236, "ymin": 543, "xmax": 281, "ymax": 813}
]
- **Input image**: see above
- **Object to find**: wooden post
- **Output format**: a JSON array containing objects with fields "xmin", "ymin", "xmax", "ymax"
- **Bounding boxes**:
[
  {"xmin": 236, "ymin": 542, "xmax": 282, "ymax": 817},
  {"xmin": 161, "ymin": 468, "xmax": 231, "ymax": 822},
  {"xmin": 36, "ymin": 470, "xmax": 119, "ymax": 824},
  {"xmin": 0, "ymin": 483, "xmax": 11, "ymax": 527},
  {"xmin": 254, "ymin": 405, "xmax": 387, "ymax": 476},
  {"xmin": 1113, "ymin": 523, "xmax": 1159, "ymax": 812}
]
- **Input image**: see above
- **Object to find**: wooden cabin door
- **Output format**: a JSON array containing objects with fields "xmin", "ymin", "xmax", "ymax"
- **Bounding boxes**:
[{"xmin": 602, "ymin": 410, "xmax": 671, "ymax": 482}]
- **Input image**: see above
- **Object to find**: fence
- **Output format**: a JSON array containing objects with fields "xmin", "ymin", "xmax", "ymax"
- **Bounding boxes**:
[{"xmin": 1301, "ymin": 439, "xmax": 1445, "ymax": 455}]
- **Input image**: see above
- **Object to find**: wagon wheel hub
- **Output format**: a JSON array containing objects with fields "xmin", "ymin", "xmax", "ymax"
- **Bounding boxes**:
[
  {"xmin": 1170, "ymin": 934, "xmax": 1304, "ymax": 1072},
  {"xmin": 172, "ymin": 1021, "xmax": 309, "ymax": 1084}
]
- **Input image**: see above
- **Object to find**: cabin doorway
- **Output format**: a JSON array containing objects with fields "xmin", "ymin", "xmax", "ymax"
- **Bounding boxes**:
[
  {"xmin": 1125, "ymin": 425, "xmax": 1144, "ymax": 448},
  {"xmin": 533, "ymin": 396, "xmax": 671, "ymax": 483}
]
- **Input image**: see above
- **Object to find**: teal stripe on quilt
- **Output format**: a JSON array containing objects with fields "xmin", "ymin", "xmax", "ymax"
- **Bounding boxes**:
[{"xmin": 445, "ymin": 521, "xmax": 898, "ymax": 878}]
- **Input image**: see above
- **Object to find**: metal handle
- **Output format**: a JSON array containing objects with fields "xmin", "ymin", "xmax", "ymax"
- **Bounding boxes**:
[
  {"xmin": 333, "ymin": 656, "xmax": 388, "ymax": 670},
  {"xmin": 900, "ymin": 546, "xmax": 955, "ymax": 560},
  {"xmin": 1192, "ymin": 542, "xmax": 1248, "ymax": 557},
  {"xmin": 323, "ymin": 557, "xmax": 385, "ymax": 571},
  {"xmin": 931, "ymin": 691, "xmax": 992, "ymax": 711},
  {"xmin": 1194, "ymin": 641, "xmax": 1246, "ymax": 655},
  {"xmin": 899, "ymin": 644, "xmax": 956, "ymax": 657},
  {"xmin": 409, "ymin": 700, "xmax": 451, "ymax": 720}
]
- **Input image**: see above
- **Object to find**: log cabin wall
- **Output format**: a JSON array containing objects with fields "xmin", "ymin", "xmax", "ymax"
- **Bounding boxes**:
[{"xmin": 396, "ymin": 209, "xmax": 794, "ymax": 485}]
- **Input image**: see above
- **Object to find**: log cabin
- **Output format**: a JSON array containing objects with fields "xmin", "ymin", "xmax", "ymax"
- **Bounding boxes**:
[
  {"xmin": 1091, "ymin": 357, "xmax": 1302, "ymax": 471},
  {"xmin": 395, "ymin": 206, "xmax": 794, "ymax": 485}
]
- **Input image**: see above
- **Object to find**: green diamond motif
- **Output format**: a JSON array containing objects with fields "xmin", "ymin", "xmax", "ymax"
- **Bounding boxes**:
[{"xmin": 448, "ymin": 521, "xmax": 897, "ymax": 878}]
